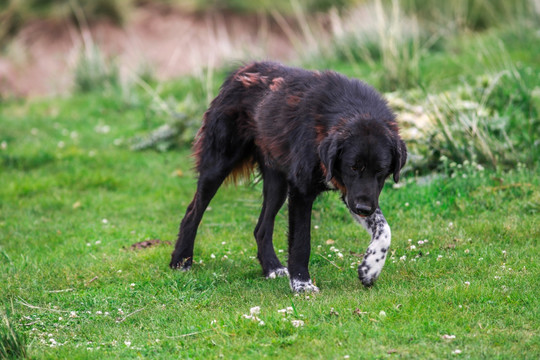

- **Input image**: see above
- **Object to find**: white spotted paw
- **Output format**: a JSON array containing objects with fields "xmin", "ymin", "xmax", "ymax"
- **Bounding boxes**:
[
  {"xmin": 358, "ymin": 262, "xmax": 381, "ymax": 287},
  {"xmin": 266, "ymin": 267, "xmax": 289, "ymax": 279},
  {"xmin": 290, "ymin": 279, "xmax": 320, "ymax": 293}
]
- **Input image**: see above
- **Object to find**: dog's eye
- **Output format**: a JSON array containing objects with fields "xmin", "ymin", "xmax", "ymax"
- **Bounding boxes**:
[{"xmin": 351, "ymin": 165, "xmax": 366, "ymax": 172}]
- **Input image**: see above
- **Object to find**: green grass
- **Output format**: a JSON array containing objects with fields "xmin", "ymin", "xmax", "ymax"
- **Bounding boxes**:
[{"xmin": 1, "ymin": 90, "xmax": 539, "ymax": 358}]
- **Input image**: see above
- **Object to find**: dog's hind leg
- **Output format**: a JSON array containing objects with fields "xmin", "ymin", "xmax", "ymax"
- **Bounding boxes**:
[
  {"xmin": 170, "ymin": 167, "xmax": 230, "ymax": 270},
  {"xmin": 170, "ymin": 110, "xmax": 252, "ymax": 270},
  {"xmin": 351, "ymin": 208, "xmax": 391, "ymax": 287},
  {"xmin": 254, "ymin": 167, "xmax": 289, "ymax": 278}
]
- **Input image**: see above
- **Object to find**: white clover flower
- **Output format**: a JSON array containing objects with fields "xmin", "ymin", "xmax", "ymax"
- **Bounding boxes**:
[
  {"xmin": 210, "ymin": 254, "xmax": 216, "ymax": 259},
  {"xmin": 379, "ymin": 310, "xmax": 386, "ymax": 317},
  {"xmin": 453, "ymin": 349, "xmax": 462, "ymax": 354},
  {"xmin": 124, "ymin": 341, "xmax": 131, "ymax": 347},
  {"xmin": 250, "ymin": 306, "xmax": 261, "ymax": 315},
  {"xmin": 291, "ymin": 320, "xmax": 304, "ymax": 327},
  {"xmin": 410, "ymin": 245, "xmax": 416, "ymax": 250},
  {"xmin": 337, "ymin": 252, "xmax": 344, "ymax": 258},
  {"xmin": 464, "ymin": 281, "xmax": 470, "ymax": 286}
]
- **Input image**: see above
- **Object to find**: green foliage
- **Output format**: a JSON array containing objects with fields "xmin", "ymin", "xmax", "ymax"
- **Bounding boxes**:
[
  {"xmin": 0, "ymin": 310, "xmax": 27, "ymax": 359},
  {"xmin": 400, "ymin": 0, "xmax": 538, "ymax": 31},
  {"xmin": 73, "ymin": 44, "xmax": 120, "ymax": 93},
  {"xmin": 0, "ymin": 0, "xmax": 132, "ymax": 46}
]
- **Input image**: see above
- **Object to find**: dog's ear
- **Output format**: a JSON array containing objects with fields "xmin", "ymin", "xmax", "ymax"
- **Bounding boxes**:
[
  {"xmin": 392, "ymin": 138, "xmax": 407, "ymax": 183},
  {"xmin": 319, "ymin": 133, "xmax": 342, "ymax": 183}
]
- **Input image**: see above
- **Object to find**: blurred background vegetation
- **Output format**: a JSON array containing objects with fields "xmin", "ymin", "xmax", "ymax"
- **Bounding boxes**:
[{"xmin": 1, "ymin": 0, "xmax": 539, "ymax": 174}]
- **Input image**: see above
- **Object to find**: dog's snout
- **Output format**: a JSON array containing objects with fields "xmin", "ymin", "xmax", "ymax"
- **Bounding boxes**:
[{"xmin": 354, "ymin": 203, "xmax": 373, "ymax": 217}]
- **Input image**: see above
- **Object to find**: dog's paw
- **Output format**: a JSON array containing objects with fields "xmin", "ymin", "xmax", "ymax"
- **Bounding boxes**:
[
  {"xmin": 170, "ymin": 256, "xmax": 192, "ymax": 271},
  {"xmin": 266, "ymin": 267, "xmax": 289, "ymax": 279},
  {"xmin": 357, "ymin": 262, "xmax": 380, "ymax": 287},
  {"xmin": 290, "ymin": 279, "xmax": 320, "ymax": 293}
]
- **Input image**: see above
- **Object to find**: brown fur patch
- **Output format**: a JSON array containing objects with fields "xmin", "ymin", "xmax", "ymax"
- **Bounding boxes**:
[
  {"xmin": 286, "ymin": 95, "xmax": 301, "ymax": 106},
  {"xmin": 269, "ymin": 77, "xmax": 284, "ymax": 91},
  {"xmin": 225, "ymin": 157, "xmax": 256, "ymax": 185},
  {"xmin": 321, "ymin": 162, "xmax": 347, "ymax": 195},
  {"xmin": 315, "ymin": 124, "xmax": 326, "ymax": 144},
  {"xmin": 331, "ymin": 178, "xmax": 347, "ymax": 195},
  {"xmin": 235, "ymin": 72, "xmax": 268, "ymax": 87}
]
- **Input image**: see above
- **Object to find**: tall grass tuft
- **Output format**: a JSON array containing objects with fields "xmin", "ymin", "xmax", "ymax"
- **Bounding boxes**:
[
  {"xmin": 73, "ymin": 43, "xmax": 120, "ymax": 93},
  {"xmin": 425, "ymin": 63, "xmax": 539, "ymax": 169},
  {"xmin": 0, "ymin": 310, "xmax": 27, "ymax": 359}
]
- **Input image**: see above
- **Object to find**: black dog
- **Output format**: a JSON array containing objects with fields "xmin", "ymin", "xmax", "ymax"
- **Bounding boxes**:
[{"xmin": 170, "ymin": 61, "xmax": 406, "ymax": 292}]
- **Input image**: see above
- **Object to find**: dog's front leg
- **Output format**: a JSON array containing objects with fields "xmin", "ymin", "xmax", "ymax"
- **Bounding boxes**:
[
  {"xmin": 351, "ymin": 208, "xmax": 391, "ymax": 287},
  {"xmin": 287, "ymin": 187, "xmax": 320, "ymax": 293}
]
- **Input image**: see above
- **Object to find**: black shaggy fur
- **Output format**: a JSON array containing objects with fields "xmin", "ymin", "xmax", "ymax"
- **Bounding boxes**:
[{"xmin": 170, "ymin": 61, "xmax": 407, "ymax": 290}]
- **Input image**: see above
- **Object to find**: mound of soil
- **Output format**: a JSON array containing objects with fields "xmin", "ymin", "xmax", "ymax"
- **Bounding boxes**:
[{"xmin": 0, "ymin": 5, "xmax": 296, "ymax": 97}]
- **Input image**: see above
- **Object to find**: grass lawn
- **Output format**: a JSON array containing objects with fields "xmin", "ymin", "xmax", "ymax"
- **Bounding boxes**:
[{"xmin": 1, "ymin": 90, "xmax": 539, "ymax": 359}]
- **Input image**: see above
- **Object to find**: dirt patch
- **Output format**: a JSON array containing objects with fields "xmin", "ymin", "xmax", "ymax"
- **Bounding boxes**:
[
  {"xmin": 0, "ymin": 5, "xmax": 296, "ymax": 97},
  {"xmin": 130, "ymin": 239, "xmax": 172, "ymax": 250}
]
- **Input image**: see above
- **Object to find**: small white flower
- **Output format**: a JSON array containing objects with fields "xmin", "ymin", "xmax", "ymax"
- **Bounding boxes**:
[
  {"xmin": 117, "ymin": 270, "xmax": 122, "ymax": 273},
  {"xmin": 96, "ymin": 311, "xmax": 102, "ymax": 315},
  {"xmin": 57, "ymin": 141, "xmax": 65, "ymax": 148},
  {"xmin": 210, "ymin": 254, "xmax": 216, "ymax": 259},
  {"xmin": 437, "ymin": 255, "xmax": 443, "ymax": 261},
  {"xmin": 502, "ymin": 250, "xmax": 507, "ymax": 255},
  {"xmin": 258, "ymin": 320, "xmax": 265, "ymax": 326},
  {"xmin": 124, "ymin": 341, "xmax": 131, "ymax": 347},
  {"xmin": 95, "ymin": 240, "xmax": 101, "ymax": 245},
  {"xmin": 464, "ymin": 249, "xmax": 469, "ymax": 254},
  {"xmin": 442, "ymin": 334, "xmax": 456, "ymax": 340},
  {"xmin": 400, "ymin": 255, "xmax": 406, "ymax": 261},
  {"xmin": 221, "ymin": 241, "xmax": 226, "ymax": 245},
  {"xmin": 222, "ymin": 255, "xmax": 228, "ymax": 260},
  {"xmin": 379, "ymin": 310, "xmax": 386, "ymax": 317},
  {"xmin": 278, "ymin": 249, "xmax": 284, "ymax": 253},
  {"xmin": 407, "ymin": 239, "xmax": 412, "ymax": 243},
  {"xmin": 453, "ymin": 349, "xmax": 462, "ymax": 354},
  {"xmin": 410, "ymin": 245, "xmax": 416, "ymax": 250},
  {"xmin": 337, "ymin": 252, "xmax": 344, "ymax": 258},
  {"xmin": 70, "ymin": 311, "xmax": 77, "ymax": 318},
  {"xmin": 314, "ymin": 225, "xmax": 320, "ymax": 230},
  {"xmin": 58, "ymin": 317, "xmax": 63, "ymax": 321},
  {"xmin": 102, "ymin": 219, "xmax": 108, "ymax": 224},
  {"xmin": 211, "ymin": 319, "xmax": 217, "ymax": 325},
  {"xmin": 464, "ymin": 281, "xmax": 470, "ymax": 286},
  {"xmin": 418, "ymin": 240, "xmax": 424, "ymax": 245},
  {"xmin": 291, "ymin": 320, "xmax": 304, "ymax": 327},
  {"xmin": 250, "ymin": 306, "xmax": 261, "ymax": 315}
]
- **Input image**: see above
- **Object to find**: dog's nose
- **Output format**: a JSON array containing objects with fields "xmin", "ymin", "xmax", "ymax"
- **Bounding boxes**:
[{"xmin": 354, "ymin": 204, "xmax": 373, "ymax": 217}]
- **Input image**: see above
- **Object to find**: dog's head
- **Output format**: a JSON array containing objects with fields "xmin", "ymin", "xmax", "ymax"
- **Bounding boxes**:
[{"xmin": 319, "ymin": 118, "xmax": 407, "ymax": 217}]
